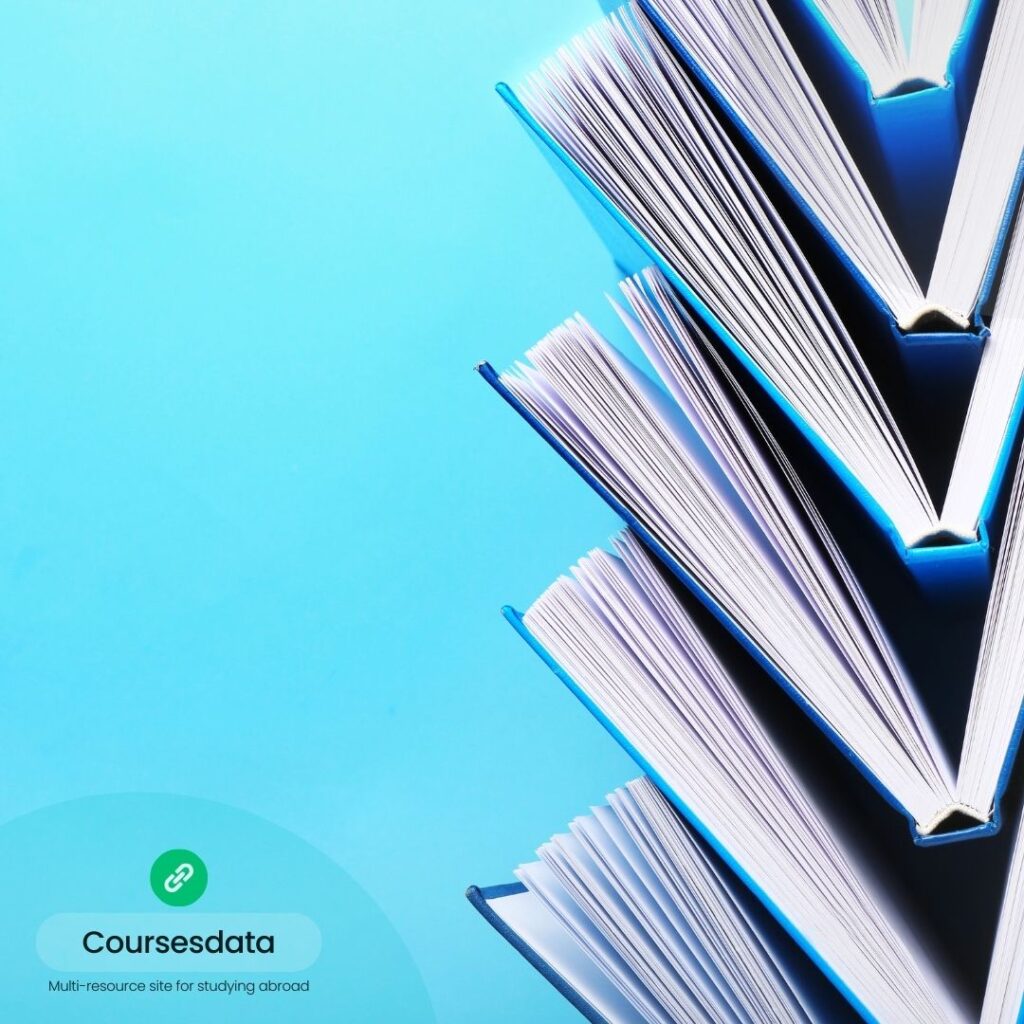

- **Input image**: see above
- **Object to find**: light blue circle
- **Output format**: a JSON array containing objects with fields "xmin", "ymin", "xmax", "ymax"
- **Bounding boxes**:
[{"xmin": 0, "ymin": 793, "xmax": 436, "ymax": 1023}]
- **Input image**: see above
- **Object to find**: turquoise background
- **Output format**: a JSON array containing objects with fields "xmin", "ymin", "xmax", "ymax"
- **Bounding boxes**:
[
  {"xmin": 0, "ymin": 1, "xmax": 917, "ymax": 1021},
  {"xmin": 0, "ymin": 2, "xmax": 633, "ymax": 1021}
]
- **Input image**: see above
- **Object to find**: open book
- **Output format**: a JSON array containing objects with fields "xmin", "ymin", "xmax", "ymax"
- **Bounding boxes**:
[
  {"xmin": 498, "ymin": 5, "xmax": 1024, "ymax": 552},
  {"xmin": 496, "ymin": 533, "xmax": 1024, "ymax": 1023},
  {"xmin": 469, "ymin": 778, "xmax": 858, "ymax": 1024},
  {"xmin": 479, "ymin": 267, "xmax": 1024, "ymax": 839},
  {"xmin": 640, "ymin": 0, "xmax": 1020, "ymax": 327},
  {"xmin": 643, "ymin": 0, "xmax": 996, "ymax": 285}
]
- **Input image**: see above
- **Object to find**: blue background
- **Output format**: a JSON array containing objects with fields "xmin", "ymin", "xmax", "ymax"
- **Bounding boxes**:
[
  {"xmin": 0, "ymin": 2, "xmax": 635, "ymax": 1021},
  {"xmin": 0, "ymin": 2, "xmax": 919, "ymax": 1021}
]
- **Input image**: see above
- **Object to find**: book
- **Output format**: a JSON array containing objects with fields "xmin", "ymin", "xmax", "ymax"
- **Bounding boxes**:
[
  {"xmin": 468, "ymin": 778, "xmax": 858, "ymax": 1024},
  {"xmin": 495, "ymin": 9, "xmax": 1024, "ymax": 557},
  {"xmin": 637, "ymin": 0, "xmax": 1015, "ymax": 316},
  {"xmin": 472, "ymin": 776, "xmax": 1024, "ymax": 1024},
  {"xmin": 491, "ymin": 531, "xmax": 1024, "ymax": 1022},
  {"xmin": 480, "ymin": 268, "xmax": 1024, "ymax": 837}
]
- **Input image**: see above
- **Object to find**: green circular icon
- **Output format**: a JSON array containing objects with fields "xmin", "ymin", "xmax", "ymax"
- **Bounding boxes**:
[{"xmin": 150, "ymin": 849, "xmax": 208, "ymax": 906}]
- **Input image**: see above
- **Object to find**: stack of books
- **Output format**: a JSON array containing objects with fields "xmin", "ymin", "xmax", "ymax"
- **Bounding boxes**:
[{"xmin": 468, "ymin": 2, "xmax": 1024, "ymax": 1021}]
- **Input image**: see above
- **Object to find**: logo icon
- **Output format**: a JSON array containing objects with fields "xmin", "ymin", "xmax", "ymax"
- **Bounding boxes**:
[{"xmin": 150, "ymin": 849, "xmax": 208, "ymax": 907}]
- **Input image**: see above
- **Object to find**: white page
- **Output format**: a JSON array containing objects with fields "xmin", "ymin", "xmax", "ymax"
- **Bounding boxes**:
[
  {"xmin": 518, "ymin": 859, "xmax": 672, "ymax": 1024},
  {"xmin": 518, "ymin": 780, "xmax": 819, "ymax": 1024},
  {"xmin": 813, "ymin": 0, "xmax": 909, "ymax": 94},
  {"xmin": 650, "ymin": 0, "xmax": 1022, "ymax": 331},
  {"xmin": 572, "ymin": 808, "xmax": 744, "ymax": 1022},
  {"xmin": 954, "ymin": 437, "xmax": 1024, "ymax": 812},
  {"xmin": 979, "ymin": 797, "xmax": 1024, "ymax": 1023},
  {"xmin": 927, "ymin": 0, "xmax": 1024, "ymax": 317},
  {"xmin": 522, "ymin": 533, "xmax": 970, "ymax": 1024},
  {"xmin": 543, "ymin": 831, "xmax": 720, "ymax": 1023},
  {"xmin": 941, "ymin": 208, "xmax": 1024, "ymax": 539},
  {"xmin": 645, "ymin": 0, "xmax": 925, "ymax": 323},
  {"xmin": 519, "ymin": 6, "xmax": 939, "ymax": 545},
  {"xmin": 608, "ymin": 784, "xmax": 814, "ymax": 1024},
  {"xmin": 489, "ymin": 888, "xmax": 650, "ymax": 1024},
  {"xmin": 909, "ymin": 0, "xmax": 973, "ymax": 86},
  {"xmin": 502, "ymin": 284, "xmax": 956, "ymax": 829}
]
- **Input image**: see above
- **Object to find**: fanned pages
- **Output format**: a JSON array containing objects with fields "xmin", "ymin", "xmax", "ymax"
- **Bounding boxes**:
[
  {"xmin": 927, "ymin": 0, "xmax": 1024, "ymax": 320},
  {"xmin": 495, "ymin": 267, "xmax": 951, "ymax": 828},
  {"xmin": 517, "ymin": 532, "xmax": 967, "ymax": 1024},
  {"xmin": 512, "ymin": 778, "xmax": 828, "ymax": 1024},
  {"xmin": 942, "ymin": 214, "xmax": 1024, "ymax": 537},
  {"xmin": 488, "ymin": 265, "xmax": 1024, "ymax": 833},
  {"xmin": 956, "ymin": 434, "xmax": 1024, "ymax": 815},
  {"xmin": 472, "ymin": 3, "xmax": 1024, "ymax": 1021},
  {"xmin": 642, "ymin": 0, "xmax": 1024, "ymax": 329},
  {"xmin": 980, "ymin": 798, "xmax": 1024, "ymax": 1024},
  {"xmin": 518, "ymin": 7, "xmax": 936, "ymax": 548},
  {"xmin": 639, "ymin": 0, "xmax": 921, "ymax": 323},
  {"xmin": 812, "ymin": 0, "xmax": 908, "ymax": 96},
  {"xmin": 478, "ymin": 685, "xmax": 1024, "ymax": 1024},
  {"xmin": 812, "ymin": 0, "xmax": 972, "ymax": 95},
  {"xmin": 511, "ymin": 5, "xmax": 1024, "ymax": 548},
  {"xmin": 908, "ymin": 1, "xmax": 975, "ymax": 90}
]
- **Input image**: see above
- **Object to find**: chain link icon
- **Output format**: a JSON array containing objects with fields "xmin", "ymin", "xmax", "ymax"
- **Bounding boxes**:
[
  {"xmin": 152, "ymin": 849, "xmax": 206, "ymax": 905},
  {"xmin": 163, "ymin": 862, "xmax": 195, "ymax": 894}
]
